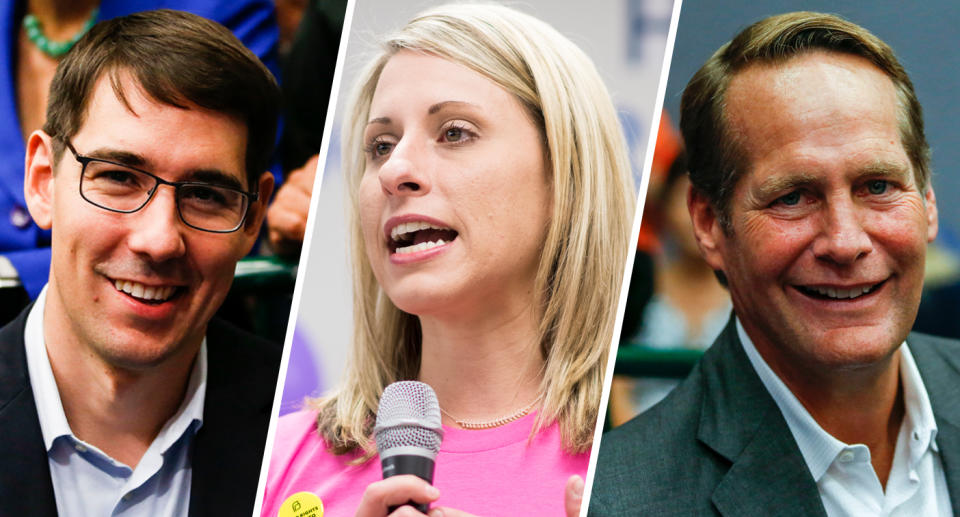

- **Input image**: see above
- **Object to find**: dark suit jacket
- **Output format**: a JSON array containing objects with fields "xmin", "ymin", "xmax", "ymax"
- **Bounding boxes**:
[
  {"xmin": 0, "ymin": 304, "xmax": 281, "ymax": 516},
  {"xmin": 589, "ymin": 320, "xmax": 960, "ymax": 516}
]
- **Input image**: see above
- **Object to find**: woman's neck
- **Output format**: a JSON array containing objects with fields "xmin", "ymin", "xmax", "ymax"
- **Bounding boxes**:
[{"xmin": 417, "ymin": 303, "xmax": 545, "ymax": 428}]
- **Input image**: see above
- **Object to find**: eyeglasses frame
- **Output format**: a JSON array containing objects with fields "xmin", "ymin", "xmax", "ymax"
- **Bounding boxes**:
[{"xmin": 63, "ymin": 139, "xmax": 259, "ymax": 234}]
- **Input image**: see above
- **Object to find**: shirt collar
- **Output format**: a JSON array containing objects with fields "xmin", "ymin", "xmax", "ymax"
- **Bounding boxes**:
[
  {"xmin": 736, "ymin": 317, "xmax": 938, "ymax": 480},
  {"xmin": 24, "ymin": 285, "xmax": 207, "ymax": 456}
]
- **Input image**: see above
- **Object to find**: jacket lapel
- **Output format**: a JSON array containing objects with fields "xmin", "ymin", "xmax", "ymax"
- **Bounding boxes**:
[
  {"xmin": 189, "ymin": 319, "xmax": 277, "ymax": 516},
  {"xmin": 697, "ymin": 321, "xmax": 827, "ymax": 517},
  {"xmin": 0, "ymin": 305, "xmax": 58, "ymax": 516},
  {"xmin": 909, "ymin": 333, "xmax": 960, "ymax": 515}
]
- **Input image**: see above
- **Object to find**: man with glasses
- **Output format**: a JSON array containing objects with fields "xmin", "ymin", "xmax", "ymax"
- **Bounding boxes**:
[{"xmin": 0, "ymin": 10, "xmax": 281, "ymax": 516}]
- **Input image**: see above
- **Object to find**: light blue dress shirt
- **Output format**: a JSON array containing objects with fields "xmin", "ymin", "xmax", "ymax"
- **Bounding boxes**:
[
  {"xmin": 25, "ymin": 286, "xmax": 207, "ymax": 516},
  {"xmin": 737, "ymin": 318, "xmax": 952, "ymax": 516}
]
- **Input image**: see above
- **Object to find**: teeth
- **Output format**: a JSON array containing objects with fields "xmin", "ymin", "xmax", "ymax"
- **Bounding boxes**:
[
  {"xmin": 395, "ymin": 239, "xmax": 447, "ymax": 254},
  {"xmin": 390, "ymin": 221, "xmax": 452, "ymax": 242},
  {"xmin": 810, "ymin": 285, "xmax": 873, "ymax": 299},
  {"xmin": 113, "ymin": 279, "xmax": 177, "ymax": 302}
]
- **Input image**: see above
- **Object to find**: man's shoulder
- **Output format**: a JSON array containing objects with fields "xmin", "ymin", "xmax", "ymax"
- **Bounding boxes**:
[
  {"xmin": 202, "ymin": 318, "xmax": 282, "ymax": 414},
  {"xmin": 190, "ymin": 319, "xmax": 283, "ymax": 513},
  {"xmin": 601, "ymin": 367, "xmax": 705, "ymax": 455},
  {"xmin": 0, "ymin": 304, "xmax": 31, "ymax": 400},
  {"xmin": 909, "ymin": 331, "xmax": 960, "ymax": 379},
  {"xmin": 909, "ymin": 331, "xmax": 960, "ymax": 353},
  {"xmin": 590, "ymin": 366, "xmax": 725, "ymax": 516},
  {"xmin": 205, "ymin": 318, "xmax": 281, "ymax": 373},
  {"xmin": 908, "ymin": 331, "xmax": 960, "ymax": 408}
]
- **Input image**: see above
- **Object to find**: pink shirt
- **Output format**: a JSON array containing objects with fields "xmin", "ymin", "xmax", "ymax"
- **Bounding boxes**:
[{"xmin": 262, "ymin": 409, "xmax": 588, "ymax": 516}]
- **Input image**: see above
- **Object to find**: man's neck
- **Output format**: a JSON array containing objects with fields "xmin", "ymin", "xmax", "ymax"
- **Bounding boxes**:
[
  {"xmin": 41, "ymin": 296, "xmax": 200, "ymax": 468},
  {"xmin": 49, "ymin": 355, "xmax": 196, "ymax": 468},
  {"xmin": 790, "ymin": 362, "xmax": 905, "ymax": 487},
  {"xmin": 743, "ymin": 322, "xmax": 905, "ymax": 487}
]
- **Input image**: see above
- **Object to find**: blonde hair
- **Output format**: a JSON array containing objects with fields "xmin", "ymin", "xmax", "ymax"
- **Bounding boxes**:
[{"xmin": 314, "ymin": 2, "xmax": 635, "ymax": 458}]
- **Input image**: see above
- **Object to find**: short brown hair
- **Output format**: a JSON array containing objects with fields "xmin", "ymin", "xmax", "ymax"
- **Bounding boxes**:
[
  {"xmin": 681, "ymin": 11, "xmax": 928, "ymax": 231},
  {"xmin": 43, "ymin": 9, "xmax": 280, "ymax": 189}
]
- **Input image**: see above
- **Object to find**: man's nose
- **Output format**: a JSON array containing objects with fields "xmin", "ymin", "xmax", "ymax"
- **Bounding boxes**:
[
  {"xmin": 812, "ymin": 197, "xmax": 873, "ymax": 265},
  {"xmin": 125, "ymin": 186, "xmax": 187, "ymax": 262},
  {"xmin": 378, "ymin": 138, "xmax": 431, "ymax": 197}
]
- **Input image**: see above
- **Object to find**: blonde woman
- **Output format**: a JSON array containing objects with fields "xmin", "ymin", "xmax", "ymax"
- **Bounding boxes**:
[{"xmin": 263, "ymin": 4, "xmax": 634, "ymax": 516}]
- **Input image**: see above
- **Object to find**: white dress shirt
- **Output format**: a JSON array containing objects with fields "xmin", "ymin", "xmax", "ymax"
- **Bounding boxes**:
[
  {"xmin": 737, "ymin": 319, "xmax": 952, "ymax": 516},
  {"xmin": 25, "ymin": 286, "xmax": 207, "ymax": 517}
]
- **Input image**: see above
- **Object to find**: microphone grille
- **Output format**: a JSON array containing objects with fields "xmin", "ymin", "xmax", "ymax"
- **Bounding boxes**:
[{"xmin": 374, "ymin": 381, "xmax": 443, "ymax": 455}]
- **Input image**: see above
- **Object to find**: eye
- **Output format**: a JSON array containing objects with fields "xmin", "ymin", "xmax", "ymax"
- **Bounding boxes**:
[
  {"xmin": 181, "ymin": 184, "xmax": 230, "ymax": 207},
  {"xmin": 866, "ymin": 180, "xmax": 888, "ymax": 195},
  {"xmin": 374, "ymin": 140, "xmax": 393, "ymax": 156},
  {"xmin": 364, "ymin": 136, "xmax": 395, "ymax": 159},
  {"xmin": 443, "ymin": 127, "xmax": 464, "ymax": 142},
  {"xmin": 84, "ymin": 164, "xmax": 148, "ymax": 192},
  {"xmin": 438, "ymin": 122, "xmax": 476, "ymax": 145},
  {"xmin": 90, "ymin": 168, "xmax": 139, "ymax": 185},
  {"xmin": 103, "ymin": 169, "xmax": 136, "ymax": 184},
  {"xmin": 776, "ymin": 191, "xmax": 802, "ymax": 206}
]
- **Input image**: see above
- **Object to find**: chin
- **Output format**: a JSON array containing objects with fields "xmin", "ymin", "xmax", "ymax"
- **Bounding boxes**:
[
  {"xmin": 91, "ymin": 330, "xmax": 196, "ymax": 371},
  {"xmin": 803, "ymin": 325, "xmax": 906, "ymax": 370},
  {"xmin": 382, "ymin": 279, "xmax": 461, "ymax": 317},
  {"xmin": 96, "ymin": 347, "xmax": 179, "ymax": 371}
]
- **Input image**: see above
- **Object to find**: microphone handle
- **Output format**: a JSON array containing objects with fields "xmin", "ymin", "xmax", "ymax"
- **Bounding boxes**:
[{"xmin": 382, "ymin": 454, "xmax": 435, "ymax": 513}]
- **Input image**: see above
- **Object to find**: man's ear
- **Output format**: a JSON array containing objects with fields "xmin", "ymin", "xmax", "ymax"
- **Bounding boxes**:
[
  {"xmin": 243, "ymin": 171, "xmax": 275, "ymax": 238},
  {"xmin": 687, "ymin": 184, "xmax": 727, "ymax": 273},
  {"xmin": 924, "ymin": 186, "xmax": 938, "ymax": 243},
  {"xmin": 24, "ymin": 130, "xmax": 57, "ymax": 230}
]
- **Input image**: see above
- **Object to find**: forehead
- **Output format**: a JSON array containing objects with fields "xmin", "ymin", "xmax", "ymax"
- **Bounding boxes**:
[
  {"xmin": 369, "ymin": 50, "xmax": 518, "ymax": 116},
  {"xmin": 75, "ymin": 74, "xmax": 248, "ymax": 181},
  {"xmin": 724, "ymin": 51, "xmax": 903, "ymax": 177}
]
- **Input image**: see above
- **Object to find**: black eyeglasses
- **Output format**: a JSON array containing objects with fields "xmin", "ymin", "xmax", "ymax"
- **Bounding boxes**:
[{"xmin": 64, "ymin": 140, "xmax": 258, "ymax": 233}]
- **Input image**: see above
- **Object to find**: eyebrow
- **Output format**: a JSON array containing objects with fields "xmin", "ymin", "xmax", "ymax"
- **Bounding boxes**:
[
  {"xmin": 427, "ymin": 100, "xmax": 481, "ymax": 115},
  {"xmin": 365, "ymin": 100, "xmax": 484, "ymax": 127},
  {"xmin": 85, "ymin": 148, "xmax": 148, "ymax": 167},
  {"xmin": 84, "ymin": 147, "xmax": 246, "ymax": 191},
  {"xmin": 754, "ymin": 173, "xmax": 819, "ymax": 198},
  {"xmin": 185, "ymin": 170, "xmax": 246, "ymax": 191},
  {"xmin": 754, "ymin": 160, "xmax": 913, "ymax": 198},
  {"xmin": 859, "ymin": 161, "xmax": 912, "ymax": 180}
]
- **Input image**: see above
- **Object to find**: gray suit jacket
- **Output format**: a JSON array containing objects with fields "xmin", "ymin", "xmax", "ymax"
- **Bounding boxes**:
[{"xmin": 589, "ymin": 320, "xmax": 960, "ymax": 516}]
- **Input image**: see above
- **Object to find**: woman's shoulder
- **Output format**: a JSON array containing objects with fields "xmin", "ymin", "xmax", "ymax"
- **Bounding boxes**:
[
  {"xmin": 266, "ymin": 409, "xmax": 326, "ymax": 484},
  {"xmin": 262, "ymin": 409, "xmax": 379, "ymax": 516}
]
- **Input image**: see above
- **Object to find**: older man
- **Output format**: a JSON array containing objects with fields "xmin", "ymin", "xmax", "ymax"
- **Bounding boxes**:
[
  {"xmin": 0, "ymin": 10, "xmax": 281, "ymax": 516},
  {"xmin": 591, "ymin": 12, "xmax": 959, "ymax": 516}
]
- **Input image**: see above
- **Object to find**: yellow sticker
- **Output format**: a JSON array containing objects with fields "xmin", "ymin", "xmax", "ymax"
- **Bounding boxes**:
[{"xmin": 277, "ymin": 491, "xmax": 324, "ymax": 517}]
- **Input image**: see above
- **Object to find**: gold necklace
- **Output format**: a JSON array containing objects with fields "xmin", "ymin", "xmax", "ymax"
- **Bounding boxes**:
[{"xmin": 440, "ymin": 395, "xmax": 542, "ymax": 430}]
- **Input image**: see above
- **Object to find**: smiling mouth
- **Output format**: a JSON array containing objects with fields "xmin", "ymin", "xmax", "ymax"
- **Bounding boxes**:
[
  {"xmin": 796, "ymin": 280, "xmax": 886, "ymax": 301},
  {"xmin": 113, "ymin": 279, "xmax": 181, "ymax": 304},
  {"xmin": 389, "ymin": 221, "xmax": 458, "ymax": 254}
]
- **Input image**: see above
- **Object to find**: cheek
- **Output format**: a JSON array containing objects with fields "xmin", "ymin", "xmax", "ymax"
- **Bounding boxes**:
[
  {"xmin": 868, "ymin": 206, "xmax": 929, "ymax": 266},
  {"xmin": 729, "ymin": 214, "xmax": 814, "ymax": 279},
  {"xmin": 357, "ymin": 176, "xmax": 384, "ymax": 251},
  {"xmin": 194, "ymin": 239, "xmax": 245, "ymax": 280}
]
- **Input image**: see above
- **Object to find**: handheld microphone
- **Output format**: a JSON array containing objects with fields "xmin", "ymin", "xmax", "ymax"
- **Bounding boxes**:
[{"xmin": 374, "ymin": 381, "xmax": 444, "ymax": 513}]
